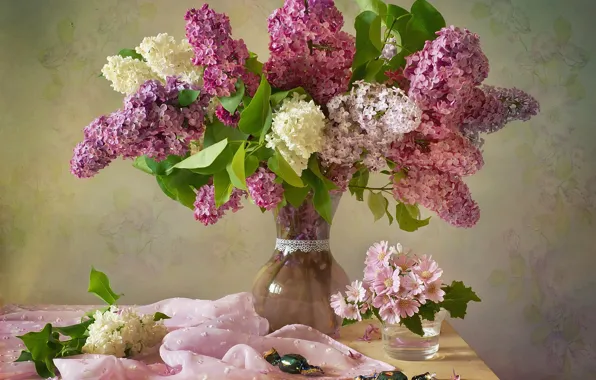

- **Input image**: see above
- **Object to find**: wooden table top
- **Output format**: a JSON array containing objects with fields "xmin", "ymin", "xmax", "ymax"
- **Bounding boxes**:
[{"xmin": 339, "ymin": 321, "xmax": 499, "ymax": 380}]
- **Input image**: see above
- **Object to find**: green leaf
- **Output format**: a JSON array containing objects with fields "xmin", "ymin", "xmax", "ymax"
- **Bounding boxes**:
[
  {"xmin": 219, "ymin": 79, "xmax": 245, "ymax": 114},
  {"xmin": 16, "ymin": 324, "xmax": 59, "ymax": 377},
  {"xmin": 253, "ymin": 146, "xmax": 275, "ymax": 161},
  {"xmin": 173, "ymin": 139, "xmax": 228, "ymax": 171},
  {"xmin": 153, "ymin": 312, "xmax": 171, "ymax": 321},
  {"xmin": 238, "ymin": 76, "xmax": 271, "ymax": 136},
  {"xmin": 191, "ymin": 146, "xmax": 234, "ymax": 175},
  {"xmin": 403, "ymin": 0, "xmax": 446, "ymax": 51},
  {"xmin": 267, "ymin": 152, "xmax": 304, "ymax": 188},
  {"xmin": 118, "ymin": 48, "xmax": 144, "ymax": 61},
  {"xmin": 244, "ymin": 155, "xmax": 260, "ymax": 177},
  {"xmin": 302, "ymin": 170, "xmax": 333, "ymax": 224},
  {"xmin": 348, "ymin": 167, "xmax": 370, "ymax": 202},
  {"xmin": 440, "ymin": 281, "xmax": 481, "ymax": 319},
  {"xmin": 157, "ymin": 170, "xmax": 209, "ymax": 209},
  {"xmin": 88, "ymin": 267, "xmax": 120, "ymax": 305},
  {"xmin": 404, "ymin": 203, "xmax": 421, "ymax": 219},
  {"xmin": 227, "ymin": 143, "xmax": 247, "ymax": 190},
  {"xmin": 355, "ymin": 0, "xmax": 387, "ymax": 15},
  {"xmin": 178, "ymin": 89, "xmax": 201, "ymax": 107},
  {"xmin": 307, "ymin": 155, "xmax": 338, "ymax": 190},
  {"xmin": 270, "ymin": 87, "xmax": 308, "ymax": 107},
  {"xmin": 353, "ymin": 11, "xmax": 383, "ymax": 70},
  {"xmin": 367, "ymin": 192, "xmax": 387, "ymax": 222},
  {"xmin": 58, "ymin": 338, "xmax": 86, "ymax": 358},
  {"xmin": 385, "ymin": 199, "xmax": 394, "ymax": 225},
  {"xmin": 15, "ymin": 350, "xmax": 33, "ymax": 362},
  {"xmin": 246, "ymin": 52, "xmax": 263, "ymax": 75},
  {"xmin": 401, "ymin": 315, "xmax": 424, "ymax": 336},
  {"xmin": 259, "ymin": 106, "xmax": 273, "ymax": 143},
  {"xmin": 283, "ymin": 182, "xmax": 311, "ymax": 208},
  {"xmin": 213, "ymin": 170, "xmax": 233, "ymax": 208},
  {"xmin": 53, "ymin": 320, "xmax": 93, "ymax": 338},
  {"xmin": 386, "ymin": 4, "xmax": 409, "ymax": 29},
  {"xmin": 363, "ymin": 59, "xmax": 385, "ymax": 82},
  {"xmin": 133, "ymin": 155, "xmax": 182, "ymax": 176},
  {"xmin": 418, "ymin": 301, "xmax": 441, "ymax": 321},
  {"xmin": 203, "ymin": 120, "xmax": 248, "ymax": 148},
  {"xmin": 395, "ymin": 203, "xmax": 430, "ymax": 232}
]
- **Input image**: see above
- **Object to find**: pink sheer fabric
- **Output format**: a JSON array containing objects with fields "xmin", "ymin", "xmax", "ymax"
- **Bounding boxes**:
[{"xmin": 0, "ymin": 293, "xmax": 393, "ymax": 379}]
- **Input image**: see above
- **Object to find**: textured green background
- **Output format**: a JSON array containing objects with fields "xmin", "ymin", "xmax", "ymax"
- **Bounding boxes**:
[{"xmin": 0, "ymin": 0, "xmax": 595, "ymax": 378}]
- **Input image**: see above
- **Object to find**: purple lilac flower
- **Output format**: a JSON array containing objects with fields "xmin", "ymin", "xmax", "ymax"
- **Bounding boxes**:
[
  {"xmin": 264, "ymin": 0, "xmax": 355, "ymax": 105},
  {"xmin": 185, "ymin": 4, "xmax": 251, "ymax": 97},
  {"xmin": 70, "ymin": 116, "xmax": 117, "ymax": 178},
  {"xmin": 326, "ymin": 164, "xmax": 357, "ymax": 194},
  {"xmin": 193, "ymin": 185, "xmax": 245, "ymax": 226},
  {"xmin": 461, "ymin": 85, "xmax": 540, "ymax": 135},
  {"xmin": 404, "ymin": 26, "xmax": 490, "ymax": 139},
  {"xmin": 246, "ymin": 167, "xmax": 284, "ymax": 210},
  {"xmin": 215, "ymin": 105, "xmax": 240, "ymax": 127},
  {"xmin": 70, "ymin": 77, "xmax": 209, "ymax": 178}
]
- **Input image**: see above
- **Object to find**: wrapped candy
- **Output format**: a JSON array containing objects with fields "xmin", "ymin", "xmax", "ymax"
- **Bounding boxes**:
[{"xmin": 263, "ymin": 348, "xmax": 324, "ymax": 376}]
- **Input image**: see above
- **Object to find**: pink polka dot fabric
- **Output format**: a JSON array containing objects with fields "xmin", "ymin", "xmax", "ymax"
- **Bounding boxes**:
[{"xmin": 0, "ymin": 293, "xmax": 393, "ymax": 379}]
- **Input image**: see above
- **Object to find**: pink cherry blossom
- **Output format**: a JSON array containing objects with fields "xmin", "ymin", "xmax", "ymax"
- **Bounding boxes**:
[
  {"xmin": 414, "ymin": 255, "xmax": 443, "ymax": 284},
  {"xmin": 373, "ymin": 267, "xmax": 401, "ymax": 296}
]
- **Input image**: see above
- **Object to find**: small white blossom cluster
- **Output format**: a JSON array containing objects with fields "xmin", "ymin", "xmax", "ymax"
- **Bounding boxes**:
[
  {"xmin": 321, "ymin": 81, "xmax": 421, "ymax": 171},
  {"xmin": 101, "ymin": 33, "xmax": 202, "ymax": 95},
  {"xmin": 82, "ymin": 307, "xmax": 168, "ymax": 358},
  {"xmin": 101, "ymin": 56, "xmax": 159, "ymax": 95},
  {"xmin": 265, "ymin": 94, "xmax": 326, "ymax": 175}
]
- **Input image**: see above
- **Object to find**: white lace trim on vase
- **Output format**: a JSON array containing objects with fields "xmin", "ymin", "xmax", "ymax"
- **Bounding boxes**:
[{"xmin": 275, "ymin": 239, "xmax": 330, "ymax": 254}]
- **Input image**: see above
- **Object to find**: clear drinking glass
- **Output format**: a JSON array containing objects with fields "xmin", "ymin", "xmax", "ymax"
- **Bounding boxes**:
[
  {"xmin": 381, "ymin": 309, "xmax": 448, "ymax": 360},
  {"xmin": 251, "ymin": 193, "xmax": 349, "ymax": 336}
]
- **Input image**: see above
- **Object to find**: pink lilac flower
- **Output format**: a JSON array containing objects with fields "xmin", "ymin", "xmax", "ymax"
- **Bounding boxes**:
[
  {"xmin": 392, "ymin": 167, "xmax": 480, "ymax": 228},
  {"xmin": 215, "ymin": 105, "xmax": 240, "ymax": 127},
  {"xmin": 414, "ymin": 255, "xmax": 443, "ymax": 284},
  {"xmin": 246, "ymin": 167, "xmax": 284, "ymax": 210},
  {"xmin": 404, "ymin": 26, "xmax": 489, "ymax": 139},
  {"xmin": 326, "ymin": 164, "xmax": 356, "ymax": 194},
  {"xmin": 394, "ymin": 298, "xmax": 420, "ymax": 318},
  {"xmin": 373, "ymin": 267, "xmax": 401, "ymax": 296},
  {"xmin": 365, "ymin": 241, "xmax": 394, "ymax": 269},
  {"xmin": 379, "ymin": 303, "xmax": 401, "ymax": 325},
  {"xmin": 385, "ymin": 68, "xmax": 410, "ymax": 92},
  {"xmin": 389, "ymin": 132, "xmax": 484, "ymax": 177},
  {"xmin": 346, "ymin": 280, "xmax": 366, "ymax": 303},
  {"xmin": 423, "ymin": 280, "xmax": 446, "ymax": 303},
  {"xmin": 193, "ymin": 185, "xmax": 245, "ymax": 226},
  {"xmin": 330, "ymin": 292, "xmax": 348, "ymax": 318},
  {"xmin": 264, "ymin": 0, "xmax": 355, "ymax": 105},
  {"xmin": 185, "ymin": 5, "xmax": 251, "ymax": 97}
]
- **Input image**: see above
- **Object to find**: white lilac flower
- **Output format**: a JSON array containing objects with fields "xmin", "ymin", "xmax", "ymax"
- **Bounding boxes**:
[
  {"xmin": 136, "ymin": 33, "xmax": 203, "ymax": 85},
  {"xmin": 82, "ymin": 306, "xmax": 168, "ymax": 358},
  {"xmin": 321, "ymin": 81, "xmax": 421, "ymax": 171},
  {"xmin": 265, "ymin": 93, "xmax": 326, "ymax": 175},
  {"xmin": 101, "ymin": 56, "xmax": 159, "ymax": 95}
]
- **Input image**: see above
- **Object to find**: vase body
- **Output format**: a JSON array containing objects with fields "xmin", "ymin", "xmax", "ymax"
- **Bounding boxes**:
[
  {"xmin": 381, "ymin": 309, "xmax": 447, "ymax": 361},
  {"xmin": 251, "ymin": 194, "xmax": 349, "ymax": 336}
]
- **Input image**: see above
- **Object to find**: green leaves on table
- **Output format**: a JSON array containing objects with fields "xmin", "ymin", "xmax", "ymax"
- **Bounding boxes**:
[{"xmin": 440, "ymin": 281, "xmax": 482, "ymax": 319}]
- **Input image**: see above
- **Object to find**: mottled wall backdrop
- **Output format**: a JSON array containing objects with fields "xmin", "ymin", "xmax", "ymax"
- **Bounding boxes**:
[{"xmin": 0, "ymin": 0, "xmax": 595, "ymax": 378}]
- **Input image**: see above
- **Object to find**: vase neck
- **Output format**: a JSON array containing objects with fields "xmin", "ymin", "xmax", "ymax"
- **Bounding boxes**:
[{"xmin": 274, "ymin": 193, "xmax": 341, "ymax": 240}]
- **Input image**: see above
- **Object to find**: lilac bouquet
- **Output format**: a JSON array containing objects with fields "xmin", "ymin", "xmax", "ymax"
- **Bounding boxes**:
[
  {"xmin": 71, "ymin": 0, "xmax": 539, "ymax": 232},
  {"xmin": 331, "ymin": 241, "xmax": 480, "ymax": 335}
]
